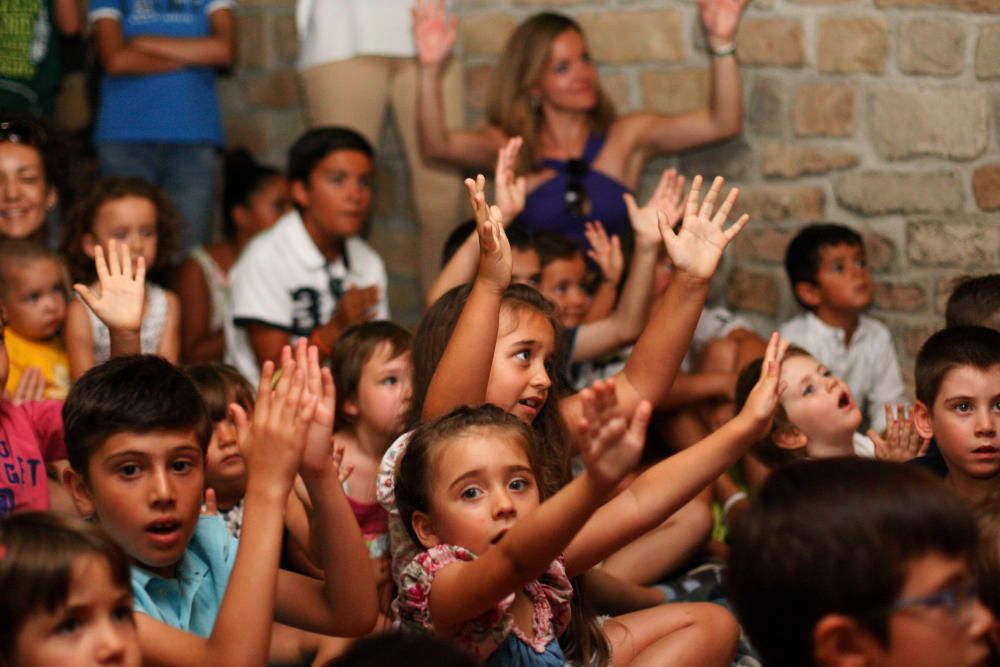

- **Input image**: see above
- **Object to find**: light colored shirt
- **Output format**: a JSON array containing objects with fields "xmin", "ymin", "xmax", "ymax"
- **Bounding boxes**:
[
  {"xmin": 131, "ymin": 515, "xmax": 237, "ymax": 637},
  {"xmin": 779, "ymin": 312, "xmax": 907, "ymax": 434},
  {"xmin": 296, "ymin": 0, "xmax": 416, "ymax": 69}
]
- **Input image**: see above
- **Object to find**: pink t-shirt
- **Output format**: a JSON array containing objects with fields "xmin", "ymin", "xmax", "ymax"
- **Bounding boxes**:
[{"xmin": 0, "ymin": 399, "xmax": 66, "ymax": 515}]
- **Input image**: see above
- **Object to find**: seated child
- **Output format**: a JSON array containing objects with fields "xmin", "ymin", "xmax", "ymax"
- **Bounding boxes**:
[
  {"xmin": 329, "ymin": 321, "xmax": 412, "ymax": 595},
  {"xmin": 0, "ymin": 511, "xmax": 141, "ymax": 667},
  {"xmin": 0, "ymin": 239, "xmax": 70, "ymax": 399},
  {"xmin": 912, "ymin": 326, "xmax": 1000, "ymax": 504},
  {"xmin": 0, "ymin": 309, "xmax": 67, "ymax": 515},
  {"xmin": 61, "ymin": 344, "xmax": 378, "ymax": 664},
  {"xmin": 186, "ymin": 362, "xmax": 255, "ymax": 538},
  {"xmin": 726, "ymin": 457, "xmax": 993, "ymax": 667},
  {"xmin": 227, "ymin": 127, "xmax": 389, "ymax": 385},
  {"xmin": 735, "ymin": 346, "xmax": 927, "ymax": 469},
  {"xmin": 61, "ymin": 176, "xmax": 181, "ymax": 379},
  {"xmin": 780, "ymin": 223, "xmax": 906, "ymax": 433},
  {"xmin": 175, "ymin": 149, "xmax": 291, "ymax": 363},
  {"xmin": 946, "ymin": 274, "xmax": 1000, "ymax": 330}
]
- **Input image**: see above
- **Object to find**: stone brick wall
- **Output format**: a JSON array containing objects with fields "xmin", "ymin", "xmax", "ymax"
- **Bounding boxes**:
[{"xmin": 222, "ymin": 0, "xmax": 1000, "ymax": 391}]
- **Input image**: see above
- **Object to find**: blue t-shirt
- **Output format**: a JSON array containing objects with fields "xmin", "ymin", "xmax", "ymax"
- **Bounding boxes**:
[
  {"xmin": 131, "ymin": 515, "xmax": 237, "ymax": 637},
  {"xmin": 88, "ymin": 0, "xmax": 231, "ymax": 144}
]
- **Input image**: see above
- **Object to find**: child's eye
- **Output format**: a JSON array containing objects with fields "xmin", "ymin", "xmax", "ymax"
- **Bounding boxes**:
[
  {"xmin": 118, "ymin": 463, "xmax": 140, "ymax": 478},
  {"xmin": 509, "ymin": 478, "xmax": 531, "ymax": 492},
  {"xmin": 821, "ymin": 369, "xmax": 833, "ymax": 377},
  {"xmin": 171, "ymin": 460, "xmax": 194, "ymax": 473},
  {"xmin": 141, "ymin": 228, "xmax": 157, "ymax": 239},
  {"xmin": 954, "ymin": 402, "xmax": 972, "ymax": 413},
  {"xmin": 379, "ymin": 376, "xmax": 398, "ymax": 386},
  {"xmin": 802, "ymin": 385, "xmax": 814, "ymax": 397},
  {"xmin": 113, "ymin": 605, "xmax": 134, "ymax": 624},
  {"xmin": 329, "ymin": 173, "xmax": 345, "ymax": 185},
  {"xmin": 553, "ymin": 61, "xmax": 569, "ymax": 74},
  {"xmin": 54, "ymin": 616, "xmax": 79, "ymax": 635},
  {"xmin": 460, "ymin": 487, "xmax": 482, "ymax": 500},
  {"xmin": 514, "ymin": 350, "xmax": 530, "ymax": 362},
  {"xmin": 855, "ymin": 258, "xmax": 867, "ymax": 269},
  {"xmin": 992, "ymin": 399, "xmax": 1000, "ymax": 411},
  {"xmin": 831, "ymin": 262, "xmax": 845, "ymax": 273},
  {"xmin": 581, "ymin": 52, "xmax": 592, "ymax": 64}
]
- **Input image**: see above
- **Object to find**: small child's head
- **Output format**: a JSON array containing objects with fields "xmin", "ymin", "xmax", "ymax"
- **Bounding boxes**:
[
  {"xmin": 735, "ymin": 346, "xmax": 862, "ymax": 466},
  {"xmin": 534, "ymin": 231, "xmax": 591, "ymax": 328},
  {"xmin": 288, "ymin": 127, "xmax": 374, "ymax": 243},
  {"xmin": 0, "ymin": 511, "xmax": 140, "ymax": 667},
  {"xmin": 0, "ymin": 239, "xmax": 68, "ymax": 342},
  {"xmin": 331, "ymin": 320, "xmax": 413, "ymax": 440},
  {"xmin": 396, "ymin": 404, "xmax": 543, "ymax": 555},
  {"xmin": 411, "ymin": 283, "xmax": 570, "ymax": 493},
  {"xmin": 727, "ymin": 458, "xmax": 992, "ymax": 667},
  {"xmin": 223, "ymin": 148, "xmax": 290, "ymax": 242},
  {"xmin": 186, "ymin": 363, "xmax": 255, "ymax": 505},
  {"xmin": 946, "ymin": 275, "xmax": 1000, "ymax": 332},
  {"xmin": 785, "ymin": 223, "xmax": 872, "ymax": 317},
  {"xmin": 439, "ymin": 221, "xmax": 540, "ymax": 288},
  {"xmin": 62, "ymin": 355, "xmax": 212, "ymax": 577},
  {"xmin": 61, "ymin": 176, "xmax": 179, "ymax": 285},
  {"xmin": 913, "ymin": 326, "xmax": 1000, "ymax": 487}
]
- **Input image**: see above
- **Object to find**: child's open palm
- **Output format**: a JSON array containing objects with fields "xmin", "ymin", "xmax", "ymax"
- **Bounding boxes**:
[
  {"xmin": 294, "ymin": 339, "xmax": 338, "ymax": 474},
  {"xmin": 869, "ymin": 403, "xmax": 930, "ymax": 462},
  {"xmin": 659, "ymin": 175, "xmax": 749, "ymax": 282},
  {"xmin": 495, "ymin": 137, "xmax": 526, "ymax": 222},
  {"xmin": 411, "ymin": 0, "xmax": 457, "ymax": 67},
  {"xmin": 74, "ymin": 240, "xmax": 145, "ymax": 334},
  {"xmin": 738, "ymin": 333, "xmax": 789, "ymax": 441},
  {"xmin": 584, "ymin": 221, "xmax": 623, "ymax": 284},
  {"xmin": 624, "ymin": 168, "xmax": 686, "ymax": 250},
  {"xmin": 577, "ymin": 379, "xmax": 651, "ymax": 488},
  {"xmin": 466, "ymin": 174, "xmax": 511, "ymax": 293}
]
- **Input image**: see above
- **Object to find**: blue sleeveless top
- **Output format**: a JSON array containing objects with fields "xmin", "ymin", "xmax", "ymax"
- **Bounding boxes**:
[{"xmin": 516, "ymin": 132, "xmax": 632, "ymax": 250}]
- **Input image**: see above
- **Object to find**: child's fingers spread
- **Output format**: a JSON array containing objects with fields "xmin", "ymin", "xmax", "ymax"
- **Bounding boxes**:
[
  {"xmin": 685, "ymin": 175, "xmax": 703, "ymax": 213},
  {"xmin": 119, "ymin": 242, "xmax": 133, "ymax": 280},
  {"xmin": 723, "ymin": 214, "xmax": 751, "ymax": 242},
  {"xmin": 698, "ymin": 176, "xmax": 724, "ymax": 219},
  {"xmin": 714, "ymin": 186, "xmax": 740, "ymax": 225},
  {"xmin": 230, "ymin": 403, "xmax": 250, "ymax": 448},
  {"xmin": 629, "ymin": 401, "xmax": 653, "ymax": 438}
]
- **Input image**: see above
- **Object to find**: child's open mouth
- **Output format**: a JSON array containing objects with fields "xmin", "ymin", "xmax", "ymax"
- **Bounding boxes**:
[
  {"xmin": 490, "ymin": 529, "xmax": 508, "ymax": 545},
  {"xmin": 518, "ymin": 396, "xmax": 543, "ymax": 414},
  {"xmin": 837, "ymin": 391, "xmax": 852, "ymax": 409},
  {"xmin": 146, "ymin": 519, "xmax": 182, "ymax": 544}
]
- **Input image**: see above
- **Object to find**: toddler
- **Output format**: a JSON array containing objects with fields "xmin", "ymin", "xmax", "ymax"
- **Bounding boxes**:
[
  {"xmin": 0, "ymin": 239, "xmax": 70, "ymax": 399},
  {"xmin": 780, "ymin": 223, "xmax": 906, "ymax": 433},
  {"xmin": 61, "ymin": 176, "xmax": 181, "ymax": 379},
  {"xmin": 0, "ymin": 511, "xmax": 141, "ymax": 667}
]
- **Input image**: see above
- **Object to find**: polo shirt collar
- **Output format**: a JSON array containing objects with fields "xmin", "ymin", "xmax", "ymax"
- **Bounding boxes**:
[{"xmin": 285, "ymin": 211, "xmax": 351, "ymax": 272}]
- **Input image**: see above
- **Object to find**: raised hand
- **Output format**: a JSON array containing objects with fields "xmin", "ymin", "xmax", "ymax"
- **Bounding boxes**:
[
  {"xmin": 624, "ymin": 169, "xmax": 686, "ymax": 250},
  {"xmin": 576, "ymin": 379, "xmax": 650, "ymax": 489},
  {"xmin": 494, "ymin": 136, "xmax": 526, "ymax": 222},
  {"xmin": 293, "ymin": 339, "xmax": 338, "ymax": 475},
  {"xmin": 331, "ymin": 438, "xmax": 355, "ymax": 485},
  {"xmin": 659, "ymin": 174, "xmax": 749, "ymax": 282},
  {"xmin": 331, "ymin": 285, "xmax": 379, "ymax": 329},
  {"xmin": 412, "ymin": 0, "xmax": 457, "ymax": 67},
  {"xmin": 466, "ymin": 174, "xmax": 512, "ymax": 293},
  {"xmin": 584, "ymin": 221, "xmax": 624, "ymax": 285},
  {"xmin": 699, "ymin": 0, "xmax": 749, "ymax": 46},
  {"xmin": 869, "ymin": 403, "xmax": 930, "ymax": 462},
  {"xmin": 10, "ymin": 366, "xmax": 45, "ymax": 404},
  {"xmin": 737, "ymin": 332, "xmax": 789, "ymax": 441},
  {"xmin": 74, "ymin": 239, "xmax": 145, "ymax": 335}
]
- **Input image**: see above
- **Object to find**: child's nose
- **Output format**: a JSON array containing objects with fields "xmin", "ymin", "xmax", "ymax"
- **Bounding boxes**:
[
  {"xmin": 148, "ymin": 469, "xmax": 176, "ymax": 506},
  {"xmin": 492, "ymin": 490, "xmax": 516, "ymax": 519},
  {"xmin": 974, "ymin": 408, "xmax": 998, "ymax": 436},
  {"xmin": 94, "ymin": 617, "xmax": 128, "ymax": 664}
]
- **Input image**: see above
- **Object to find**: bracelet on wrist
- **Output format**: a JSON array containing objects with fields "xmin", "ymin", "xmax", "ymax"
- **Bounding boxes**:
[
  {"xmin": 709, "ymin": 42, "xmax": 737, "ymax": 58},
  {"xmin": 309, "ymin": 329, "xmax": 332, "ymax": 357},
  {"xmin": 722, "ymin": 491, "xmax": 748, "ymax": 523}
]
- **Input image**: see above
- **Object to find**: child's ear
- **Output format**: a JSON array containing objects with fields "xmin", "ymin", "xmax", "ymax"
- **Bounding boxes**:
[
  {"xmin": 813, "ymin": 614, "xmax": 878, "ymax": 667},
  {"xmin": 773, "ymin": 425, "xmax": 809, "ymax": 451},
  {"xmin": 411, "ymin": 511, "xmax": 441, "ymax": 550},
  {"xmin": 911, "ymin": 401, "xmax": 935, "ymax": 440},
  {"xmin": 231, "ymin": 204, "xmax": 252, "ymax": 230},
  {"xmin": 343, "ymin": 397, "xmax": 360, "ymax": 419},
  {"xmin": 290, "ymin": 179, "xmax": 311, "ymax": 211},
  {"xmin": 45, "ymin": 185, "xmax": 58, "ymax": 212},
  {"xmin": 795, "ymin": 281, "xmax": 823, "ymax": 309},
  {"xmin": 62, "ymin": 467, "xmax": 96, "ymax": 519},
  {"xmin": 81, "ymin": 232, "xmax": 98, "ymax": 260}
]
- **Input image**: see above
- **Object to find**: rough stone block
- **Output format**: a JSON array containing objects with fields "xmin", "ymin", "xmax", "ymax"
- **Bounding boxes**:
[
  {"xmin": 459, "ymin": 14, "xmax": 517, "ymax": 57},
  {"xmin": 973, "ymin": 165, "xmax": 1000, "ymax": 209},
  {"xmin": 818, "ymin": 17, "xmax": 888, "ymax": 73},
  {"xmin": 793, "ymin": 83, "xmax": 856, "ymax": 137},
  {"xmin": 224, "ymin": 115, "xmax": 272, "ymax": 157},
  {"xmin": 869, "ymin": 87, "xmax": 988, "ymax": 159},
  {"xmin": 578, "ymin": 11, "xmax": 683, "ymax": 64},
  {"xmin": 274, "ymin": 13, "xmax": 299, "ymax": 63},
  {"xmin": 235, "ymin": 13, "xmax": 271, "ymax": 70},
  {"xmin": 725, "ymin": 268, "xmax": 781, "ymax": 316},
  {"xmin": 936, "ymin": 274, "xmax": 967, "ymax": 314},
  {"xmin": 876, "ymin": 0, "xmax": 1000, "ymax": 12},
  {"xmin": 733, "ymin": 227, "xmax": 794, "ymax": 263},
  {"xmin": 835, "ymin": 172, "xmax": 964, "ymax": 215},
  {"xmin": 873, "ymin": 282, "xmax": 927, "ymax": 313},
  {"xmin": 733, "ymin": 186, "xmax": 826, "ymax": 221},
  {"xmin": 977, "ymin": 25, "xmax": 1000, "ymax": 78},
  {"xmin": 735, "ymin": 19, "xmax": 806, "ymax": 66},
  {"xmin": 601, "ymin": 71, "xmax": 634, "ymax": 114},
  {"xmin": 242, "ymin": 69, "xmax": 300, "ymax": 108},
  {"xmin": 907, "ymin": 217, "xmax": 1000, "ymax": 267},
  {"xmin": 761, "ymin": 143, "xmax": 859, "ymax": 178},
  {"xmin": 899, "ymin": 18, "xmax": 965, "ymax": 76},
  {"xmin": 640, "ymin": 69, "xmax": 709, "ymax": 115},
  {"xmin": 749, "ymin": 76, "xmax": 783, "ymax": 136},
  {"xmin": 862, "ymin": 231, "xmax": 895, "ymax": 272},
  {"xmin": 902, "ymin": 325, "xmax": 937, "ymax": 358},
  {"xmin": 679, "ymin": 138, "xmax": 754, "ymax": 181}
]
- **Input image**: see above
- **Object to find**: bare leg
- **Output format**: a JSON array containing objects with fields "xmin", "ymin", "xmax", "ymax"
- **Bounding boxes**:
[
  {"xmin": 586, "ymin": 567, "xmax": 667, "ymax": 615},
  {"xmin": 605, "ymin": 602, "xmax": 740, "ymax": 667}
]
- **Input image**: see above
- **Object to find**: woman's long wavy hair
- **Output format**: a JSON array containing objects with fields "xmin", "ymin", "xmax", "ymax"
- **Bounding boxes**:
[
  {"xmin": 410, "ymin": 283, "xmax": 611, "ymax": 666},
  {"xmin": 486, "ymin": 12, "xmax": 616, "ymax": 174}
]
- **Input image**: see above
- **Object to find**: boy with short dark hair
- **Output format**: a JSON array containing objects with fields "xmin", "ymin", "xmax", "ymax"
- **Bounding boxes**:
[
  {"xmin": 226, "ymin": 126, "xmax": 389, "ymax": 385},
  {"xmin": 912, "ymin": 326, "xmax": 1000, "ymax": 504},
  {"xmin": 780, "ymin": 223, "xmax": 906, "ymax": 433},
  {"xmin": 726, "ymin": 457, "xmax": 993, "ymax": 667},
  {"xmin": 62, "ymin": 346, "xmax": 378, "ymax": 665},
  {"xmin": 946, "ymin": 274, "xmax": 1000, "ymax": 330}
]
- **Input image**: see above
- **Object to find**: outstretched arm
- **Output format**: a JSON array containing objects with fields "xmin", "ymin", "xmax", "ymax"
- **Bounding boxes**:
[
  {"xmin": 422, "ymin": 176, "xmax": 512, "ymax": 421},
  {"xmin": 413, "ymin": 0, "xmax": 506, "ymax": 169},
  {"xmin": 562, "ymin": 176, "xmax": 750, "ymax": 426},
  {"xmin": 564, "ymin": 333, "xmax": 787, "ymax": 576}
]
